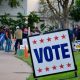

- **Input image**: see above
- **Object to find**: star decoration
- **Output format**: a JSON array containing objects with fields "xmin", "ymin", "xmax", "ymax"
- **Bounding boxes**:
[
  {"xmin": 38, "ymin": 68, "xmax": 42, "ymax": 73},
  {"xmin": 60, "ymin": 64, "xmax": 64, "ymax": 69},
  {"xmin": 45, "ymin": 67, "xmax": 49, "ymax": 71},
  {"xmin": 47, "ymin": 37, "xmax": 51, "ymax": 42},
  {"xmin": 33, "ymin": 40, "xmax": 37, "ymax": 44},
  {"xmin": 54, "ymin": 36, "xmax": 58, "ymax": 40},
  {"xmin": 52, "ymin": 65, "xmax": 57, "ymax": 70},
  {"xmin": 61, "ymin": 34, "xmax": 66, "ymax": 39},
  {"xmin": 40, "ymin": 38, "xmax": 44, "ymax": 43},
  {"xmin": 67, "ymin": 63, "xmax": 71, "ymax": 67}
]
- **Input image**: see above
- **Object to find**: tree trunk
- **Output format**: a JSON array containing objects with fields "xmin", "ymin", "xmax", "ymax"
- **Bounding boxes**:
[
  {"xmin": 59, "ymin": 18, "xmax": 69, "ymax": 29},
  {"xmin": 63, "ymin": 19, "xmax": 69, "ymax": 29}
]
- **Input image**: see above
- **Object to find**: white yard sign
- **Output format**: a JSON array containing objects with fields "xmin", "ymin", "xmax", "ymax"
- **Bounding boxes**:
[
  {"xmin": 73, "ymin": 40, "xmax": 80, "ymax": 50},
  {"xmin": 28, "ymin": 30, "xmax": 76, "ymax": 77}
]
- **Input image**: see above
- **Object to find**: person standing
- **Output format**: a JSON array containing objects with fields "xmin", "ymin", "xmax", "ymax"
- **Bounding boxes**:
[
  {"xmin": 15, "ymin": 26, "xmax": 22, "ymax": 54},
  {"xmin": 23, "ymin": 27, "xmax": 28, "ymax": 39},
  {"xmin": 76, "ymin": 26, "xmax": 80, "ymax": 40},
  {"xmin": 0, "ymin": 28, "xmax": 5, "ymax": 50},
  {"xmin": 5, "ymin": 29, "xmax": 12, "ymax": 52}
]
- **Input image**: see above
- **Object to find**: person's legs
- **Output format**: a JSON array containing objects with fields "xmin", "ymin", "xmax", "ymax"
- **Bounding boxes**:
[
  {"xmin": 5, "ymin": 40, "xmax": 8, "ymax": 52},
  {"xmin": 7, "ymin": 39, "xmax": 12, "ymax": 52},
  {"xmin": 0, "ymin": 41, "xmax": 1, "ymax": 50},
  {"xmin": 19, "ymin": 39, "xmax": 22, "ymax": 45},
  {"xmin": 17, "ymin": 39, "xmax": 22, "ymax": 49},
  {"xmin": 14, "ymin": 39, "xmax": 18, "ymax": 54},
  {"xmin": 14, "ymin": 39, "xmax": 22, "ymax": 55},
  {"xmin": 0, "ymin": 41, "xmax": 2, "ymax": 50},
  {"xmin": 9, "ymin": 39, "xmax": 12, "ymax": 51},
  {"xmin": 1, "ymin": 40, "xmax": 4, "ymax": 50}
]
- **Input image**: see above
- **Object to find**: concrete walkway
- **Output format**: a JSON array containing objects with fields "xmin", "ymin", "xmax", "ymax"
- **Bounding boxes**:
[{"xmin": 0, "ymin": 51, "xmax": 32, "ymax": 80}]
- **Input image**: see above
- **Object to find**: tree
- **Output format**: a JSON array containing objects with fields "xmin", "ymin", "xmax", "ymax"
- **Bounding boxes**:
[
  {"xmin": 0, "ymin": 13, "xmax": 10, "ymax": 26},
  {"xmin": 0, "ymin": 12, "xmax": 27, "ymax": 29},
  {"xmin": 0, "ymin": 12, "xmax": 27, "ymax": 37},
  {"xmin": 0, "ymin": 0, "xmax": 22, "ymax": 8},
  {"xmin": 70, "ymin": 7, "xmax": 80, "ymax": 22},
  {"xmin": 39, "ymin": 0, "xmax": 59, "ymax": 31},
  {"xmin": 76, "ymin": 0, "xmax": 80, "ymax": 7},
  {"xmin": 70, "ymin": 0, "xmax": 80, "ymax": 22},
  {"xmin": 16, "ymin": 12, "xmax": 27, "ymax": 28},
  {"xmin": 28, "ymin": 12, "xmax": 40, "ymax": 31},
  {"xmin": 40, "ymin": 0, "xmax": 74, "ymax": 29}
]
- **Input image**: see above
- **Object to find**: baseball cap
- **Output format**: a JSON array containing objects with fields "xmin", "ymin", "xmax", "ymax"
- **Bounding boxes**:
[{"xmin": 16, "ymin": 26, "xmax": 19, "ymax": 29}]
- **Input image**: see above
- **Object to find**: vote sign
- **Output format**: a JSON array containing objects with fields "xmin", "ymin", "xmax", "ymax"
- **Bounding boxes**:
[{"xmin": 28, "ymin": 30, "xmax": 76, "ymax": 78}]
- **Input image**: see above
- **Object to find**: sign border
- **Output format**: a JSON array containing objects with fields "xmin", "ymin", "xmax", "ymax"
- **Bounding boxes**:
[{"xmin": 27, "ymin": 29, "xmax": 77, "ymax": 78}]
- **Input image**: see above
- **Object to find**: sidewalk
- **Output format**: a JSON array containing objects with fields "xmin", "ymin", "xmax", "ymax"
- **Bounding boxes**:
[{"xmin": 0, "ymin": 51, "xmax": 32, "ymax": 80}]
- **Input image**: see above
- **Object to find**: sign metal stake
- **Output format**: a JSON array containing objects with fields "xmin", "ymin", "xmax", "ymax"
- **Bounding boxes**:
[
  {"xmin": 35, "ymin": 78, "xmax": 38, "ymax": 80},
  {"xmin": 74, "ymin": 65, "xmax": 78, "ymax": 77}
]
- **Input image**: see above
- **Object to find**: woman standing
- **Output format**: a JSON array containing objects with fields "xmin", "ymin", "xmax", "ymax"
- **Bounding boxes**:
[
  {"xmin": 5, "ymin": 29, "xmax": 12, "ymax": 52},
  {"xmin": 0, "ymin": 28, "xmax": 5, "ymax": 50}
]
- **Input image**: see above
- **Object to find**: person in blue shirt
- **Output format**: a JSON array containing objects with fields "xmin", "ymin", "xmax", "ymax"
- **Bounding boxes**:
[
  {"xmin": 5, "ymin": 29, "xmax": 12, "ymax": 52},
  {"xmin": 0, "ymin": 29, "xmax": 5, "ymax": 50}
]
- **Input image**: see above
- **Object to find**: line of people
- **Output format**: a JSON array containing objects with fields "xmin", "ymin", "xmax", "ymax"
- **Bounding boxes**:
[
  {"xmin": 14, "ymin": 26, "xmax": 40, "ymax": 55},
  {"xmin": 0, "ymin": 26, "xmax": 40, "ymax": 54},
  {"xmin": 0, "ymin": 27, "xmax": 11, "ymax": 52},
  {"xmin": 1, "ymin": 25, "xmax": 79, "ymax": 54}
]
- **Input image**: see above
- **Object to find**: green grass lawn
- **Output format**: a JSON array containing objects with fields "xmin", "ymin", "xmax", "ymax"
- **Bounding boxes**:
[{"xmin": 18, "ymin": 51, "xmax": 80, "ymax": 80}]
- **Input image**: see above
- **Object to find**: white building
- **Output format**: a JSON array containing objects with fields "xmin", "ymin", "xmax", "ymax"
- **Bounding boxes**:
[
  {"xmin": 0, "ymin": 0, "xmax": 39, "ymax": 16},
  {"xmin": 27, "ymin": 0, "xmax": 39, "ymax": 15}
]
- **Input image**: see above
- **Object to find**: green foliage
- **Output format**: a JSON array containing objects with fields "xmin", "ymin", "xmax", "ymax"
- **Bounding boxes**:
[
  {"xmin": 70, "ymin": 7, "xmax": 80, "ymax": 22},
  {"xmin": 0, "ymin": 12, "xmax": 40, "ymax": 32},
  {"xmin": 0, "ymin": 12, "xmax": 27, "ymax": 36},
  {"xmin": 28, "ymin": 12, "xmax": 40, "ymax": 31},
  {"xmin": 8, "ymin": 18, "xmax": 16, "ymax": 26},
  {"xmin": 40, "ymin": 23, "xmax": 46, "ymax": 32},
  {"xmin": 75, "ymin": 0, "xmax": 80, "ymax": 7},
  {"xmin": 70, "ymin": 0, "xmax": 80, "ymax": 22},
  {"xmin": 0, "ymin": 0, "xmax": 3, "ymax": 5},
  {"xmin": 0, "ymin": 12, "xmax": 27, "ymax": 29},
  {"xmin": 16, "ymin": 12, "xmax": 27, "ymax": 28},
  {"xmin": 0, "ymin": 13, "xmax": 10, "ymax": 26},
  {"xmin": 0, "ymin": 0, "xmax": 23, "ymax": 8},
  {"xmin": 48, "ymin": 26, "xmax": 54, "ymax": 32},
  {"xmin": 8, "ymin": 0, "xmax": 20, "ymax": 8}
]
